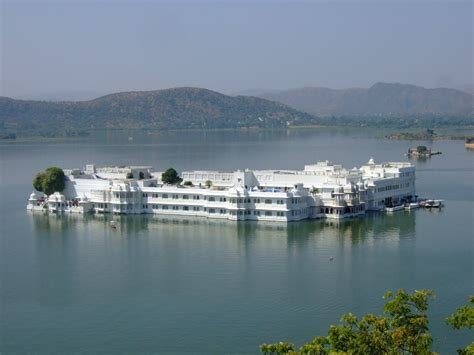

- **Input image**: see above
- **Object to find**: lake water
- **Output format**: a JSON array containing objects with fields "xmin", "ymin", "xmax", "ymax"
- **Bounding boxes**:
[{"xmin": 1, "ymin": 128, "xmax": 472, "ymax": 353}]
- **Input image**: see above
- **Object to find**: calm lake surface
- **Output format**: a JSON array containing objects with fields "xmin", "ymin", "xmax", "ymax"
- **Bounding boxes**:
[{"xmin": 1, "ymin": 128, "xmax": 473, "ymax": 353}]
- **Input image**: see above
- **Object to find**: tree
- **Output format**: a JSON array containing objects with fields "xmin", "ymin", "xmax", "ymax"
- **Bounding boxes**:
[
  {"xmin": 446, "ymin": 296, "xmax": 474, "ymax": 354},
  {"xmin": 162, "ymin": 168, "xmax": 182, "ymax": 185},
  {"xmin": 126, "ymin": 172, "xmax": 134, "ymax": 179},
  {"xmin": 183, "ymin": 181, "xmax": 193, "ymax": 186},
  {"xmin": 416, "ymin": 145, "xmax": 428, "ymax": 153},
  {"xmin": 205, "ymin": 180, "xmax": 212, "ymax": 188},
  {"xmin": 139, "ymin": 171, "xmax": 145, "ymax": 180},
  {"xmin": 260, "ymin": 289, "xmax": 435, "ymax": 355},
  {"xmin": 33, "ymin": 172, "xmax": 46, "ymax": 192},
  {"xmin": 32, "ymin": 167, "xmax": 65, "ymax": 195}
]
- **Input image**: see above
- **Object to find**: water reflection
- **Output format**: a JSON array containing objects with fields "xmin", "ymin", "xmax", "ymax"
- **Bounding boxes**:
[
  {"xmin": 27, "ymin": 211, "xmax": 417, "ymax": 308},
  {"xmin": 29, "ymin": 210, "xmax": 416, "ymax": 246}
]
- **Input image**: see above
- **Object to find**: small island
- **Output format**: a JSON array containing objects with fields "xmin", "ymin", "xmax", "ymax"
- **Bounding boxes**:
[{"xmin": 407, "ymin": 145, "xmax": 442, "ymax": 159}]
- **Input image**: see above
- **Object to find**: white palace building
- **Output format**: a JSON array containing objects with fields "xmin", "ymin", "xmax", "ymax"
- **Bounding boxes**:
[{"xmin": 27, "ymin": 159, "xmax": 416, "ymax": 222}]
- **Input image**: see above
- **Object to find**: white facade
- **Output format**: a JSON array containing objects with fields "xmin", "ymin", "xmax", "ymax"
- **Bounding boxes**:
[{"xmin": 28, "ymin": 159, "xmax": 416, "ymax": 222}]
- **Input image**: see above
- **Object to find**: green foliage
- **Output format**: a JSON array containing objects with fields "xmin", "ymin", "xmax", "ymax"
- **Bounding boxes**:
[
  {"xmin": 33, "ymin": 167, "xmax": 65, "ymax": 195},
  {"xmin": 446, "ymin": 296, "xmax": 474, "ymax": 354},
  {"xmin": 162, "ymin": 168, "xmax": 182, "ymax": 185},
  {"xmin": 416, "ymin": 145, "xmax": 428, "ymax": 153},
  {"xmin": 139, "ymin": 171, "xmax": 145, "ymax": 180},
  {"xmin": 205, "ymin": 180, "xmax": 212, "ymax": 188},
  {"xmin": 183, "ymin": 181, "xmax": 193, "ymax": 186},
  {"xmin": 33, "ymin": 172, "xmax": 46, "ymax": 192},
  {"xmin": 383, "ymin": 289, "xmax": 434, "ymax": 353},
  {"xmin": 126, "ymin": 172, "xmax": 134, "ymax": 179},
  {"xmin": 260, "ymin": 342, "xmax": 295, "ymax": 355},
  {"xmin": 260, "ymin": 289, "xmax": 436, "ymax": 355}
]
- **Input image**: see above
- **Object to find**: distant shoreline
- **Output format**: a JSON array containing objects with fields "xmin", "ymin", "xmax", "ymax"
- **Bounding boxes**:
[{"xmin": 2, "ymin": 125, "xmax": 473, "ymax": 143}]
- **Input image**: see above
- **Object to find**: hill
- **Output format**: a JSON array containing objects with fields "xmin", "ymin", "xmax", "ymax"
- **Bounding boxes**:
[
  {"xmin": 260, "ymin": 83, "xmax": 474, "ymax": 117},
  {"xmin": 0, "ymin": 87, "xmax": 315, "ymax": 137}
]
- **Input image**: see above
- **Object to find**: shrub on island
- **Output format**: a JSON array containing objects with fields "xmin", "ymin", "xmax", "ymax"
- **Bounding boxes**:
[
  {"xmin": 162, "ymin": 168, "xmax": 182, "ymax": 185},
  {"xmin": 33, "ymin": 167, "xmax": 65, "ymax": 195}
]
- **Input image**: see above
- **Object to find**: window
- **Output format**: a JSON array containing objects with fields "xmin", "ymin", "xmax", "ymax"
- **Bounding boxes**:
[
  {"xmin": 172, "ymin": 194, "xmax": 179, "ymax": 199},
  {"xmin": 193, "ymin": 206, "xmax": 200, "ymax": 211},
  {"xmin": 183, "ymin": 195, "xmax": 189, "ymax": 199},
  {"xmin": 209, "ymin": 208, "xmax": 216, "ymax": 214},
  {"xmin": 265, "ymin": 199, "xmax": 272, "ymax": 204},
  {"xmin": 162, "ymin": 194, "xmax": 168, "ymax": 199},
  {"xmin": 162, "ymin": 205, "xmax": 168, "ymax": 210},
  {"xmin": 209, "ymin": 197, "xmax": 215, "ymax": 202},
  {"xmin": 265, "ymin": 211, "xmax": 272, "ymax": 216},
  {"xmin": 183, "ymin": 206, "xmax": 189, "ymax": 211}
]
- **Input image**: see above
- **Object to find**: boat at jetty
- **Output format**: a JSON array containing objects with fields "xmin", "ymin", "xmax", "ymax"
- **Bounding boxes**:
[
  {"xmin": 419, "ymin": 199, "xmax": 444, "ymax": 208},
  {"xmin": 28, "ymin": 159, "xmax": 420, "ymax": 222},
  {"xmin": 405, "ymin": 202, "xmax": 419, "ymax": 210},
  {"xmin": 385, "ymin": 205, "xmax": 405, "ymax": 213}
]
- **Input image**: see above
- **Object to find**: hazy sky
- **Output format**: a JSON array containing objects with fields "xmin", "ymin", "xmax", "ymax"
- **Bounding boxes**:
[{"xmin": 1, "ymin": 0, "xmax": 472, "ymax": 99}]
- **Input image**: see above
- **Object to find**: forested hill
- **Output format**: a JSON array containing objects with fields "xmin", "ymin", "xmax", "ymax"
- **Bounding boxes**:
[
  {"xmin": 260, "ymin": 83, "xmax": 474, "ymax": 117},
  {"xmin": 0, "ymin": 87, "xmax": 315, "ymax": 135}
]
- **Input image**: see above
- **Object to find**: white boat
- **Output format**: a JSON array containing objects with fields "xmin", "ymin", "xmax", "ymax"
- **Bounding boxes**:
[
  {"xmin": 422, "ymin": 200, "xmax": 435, "ymax": 208},
  {"xmin": 432, "ymin": 200, "xmax": 444, "ymax": 208},
  {"xmin": 385, "ymin": 205, "xmax": 405, "ymax": 213},
  {"xmin": 405, "ymin": 202, "xmax": 419, "ymax": 210}
]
